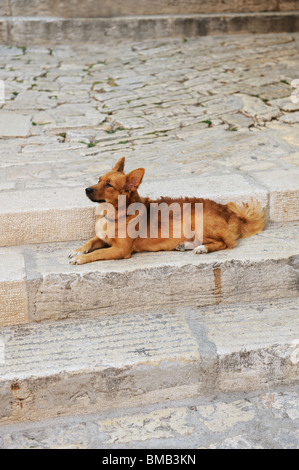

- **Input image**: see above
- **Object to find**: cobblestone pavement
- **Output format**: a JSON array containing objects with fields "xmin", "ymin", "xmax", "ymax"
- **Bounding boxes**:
[
  {"xmin": 0, "ymin": 33, "xmax": 299, "ymax": 194},
  {"xmin": 0, "ymin": 386, "xmax": 298, "ymax": 449}
]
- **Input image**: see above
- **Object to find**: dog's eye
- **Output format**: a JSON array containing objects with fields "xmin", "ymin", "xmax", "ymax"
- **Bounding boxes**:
[{"xmin": 106, "ymin": 182, "xmax": 113, "ymax": 188}]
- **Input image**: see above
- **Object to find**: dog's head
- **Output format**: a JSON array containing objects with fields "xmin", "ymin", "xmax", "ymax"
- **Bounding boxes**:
[{"xmin": 85, "ymin": 157, "xmax": 145, "ymax": 205}]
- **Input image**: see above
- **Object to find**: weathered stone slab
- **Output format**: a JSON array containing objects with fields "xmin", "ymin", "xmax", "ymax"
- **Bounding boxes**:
[
  {"xmin": 279, "ymin": 0, "xmax": 299, "ymax": 11},
  {"xmin": 0, "ymin": 188, "xmax": 95, "ymax": 247},
  {"xmin": 6, "ymin": 17, "xmax": 171, "ymax": 45},
  {"xmin": 0, "ymin": 221, "xmax": 297, "ymax": 326},
  {"xmin": 171, "ymin": 13, "xmax": 299, "ymax": 39},
  {"xmin": 25, "ymin": 222, "xmax": 299, "ymax": 322},
  {"xmin": 0, "ymin": 19, "xmax": 8, "ymax": 44},
  {"xmin": 270, "ymin": 97, "xmax": 299, "ymax": 113},
  {"xmin": 252, "ymin": 168, "xmax": 299, "ymax": 221},
  {"xmin": 279, "ymin": 111, "xmax": 299, "ymax": 124},
  {"xmin": 1, "ymin": 1, "xmax": 10, "ymax": 16},
  {"xmin": 221, "ymin": 112, "xmax": 253, "ymax": 129},
  {"xmin": 281, "ymin": 152, "xmax": 299, "ymax": 166},
  {"xmin": 0, "ymin": 385, "xmax": 299, "ymax": 448},
  {"xmin": 0, "ymin": 311, "xmax": 203, "ymax": 423},
  {"xmin": 197, "ymin": 298, "xmax": 299, "ymax": 392},
  {"xmin": 259, "ymin": 82, "xmax": 292, "ymax": 101},
  {"xmin": 141, "ymin": 174, "xmax": 268, "ymax": 206},
  {"xmin": 0, "ymin": 297, "xmax": 298, "ymax": 424},
  {"xmin": 8, "ymin": 0, "xmax": 285, "ymax": 17},
  {"xmin": 0, "ymin": 114, "xmax": 31, "ymax": 138},
  {"xmin": 0, "ymin": 174, "xmax": 269, "ymax": 246},
  {"xmin": 237, "ymin": 94, "xmax": 281, "ymax": 124},
  {"xmin": 4, "ymin": 13, "xmax": 299, "ymax": 46},
  {"xmin": 0, "ymin": 249, "xmax": 28, "ymax": 327},
  {"xmin": 1, "ymin": 385, "xmax": 299, "ymax": 448}
]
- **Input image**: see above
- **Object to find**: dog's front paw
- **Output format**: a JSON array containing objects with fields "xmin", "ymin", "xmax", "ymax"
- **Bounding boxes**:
[
  {"xmin": 193, "ymin": 244, "xmax": 208, "ymax": 254},
  {"xmin": 68, "ymin": 249, "xmax": 87, "ymax": 260},
  {"xmin": 69, "ymin": 254, "xmax": 88, "ymax": 265},
  {"xmin": 69, "ymin": 250, "xmax": 80, "ymax": 260}
]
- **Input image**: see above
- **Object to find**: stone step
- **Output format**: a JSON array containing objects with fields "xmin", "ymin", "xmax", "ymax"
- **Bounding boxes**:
[
  {"xmin": 1, "ymin": 12, "xmax": 299, "ymax": 45},
  {"xmin": 0, "ymin": 297, "xmax": 298, "ymax": 424},
  {"xmin": 4, "ymin": 1, "xmax": 298, "ymax": 18},
  {"xmin": 0, "ymin": 221, "xmax": 298, "ymax": 327},
  {"xmin": 1, "ymin": 169, "xmax": 299, "ymax": 248},
  {"xmin": 1, "ymin": 384, "xmax": 298, "ymax": 448}
]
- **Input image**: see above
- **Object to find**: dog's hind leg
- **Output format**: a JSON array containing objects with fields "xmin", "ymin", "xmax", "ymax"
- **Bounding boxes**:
[
  {"xmin": 194, "ymin": 236, "xmax": 237, "ymax": 254},
  {"xmin": 194, "ymin": 240, "xmax": 225, "ymax": 254},
  {"xmin": 174, "ymin": 239, "xmax": 198, "ymax": 251},
  {"xmin": 174, "ymin": 243, "xmax": 186, "ymax": 251}
]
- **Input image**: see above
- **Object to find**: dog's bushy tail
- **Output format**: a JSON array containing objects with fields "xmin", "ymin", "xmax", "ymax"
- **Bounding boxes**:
[{"xmin": 227, "ymin": 198, "xmax": 266, "ymax": 238}]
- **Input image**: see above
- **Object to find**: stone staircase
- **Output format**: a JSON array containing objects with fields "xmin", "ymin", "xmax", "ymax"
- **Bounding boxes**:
[
  {"xmin": 0, "ymin": 174, "xmax": 298, "ymax": 426},
  {"xmin": 0, "ymin": 29, "xmax": 299, "ymax": 446},
  {"xmin": 1, "ymin": 0, "xmax": 299, "ymax": 44}
]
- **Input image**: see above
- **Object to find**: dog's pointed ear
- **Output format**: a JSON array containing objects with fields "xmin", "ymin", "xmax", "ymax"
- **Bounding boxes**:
[
  {"xmin": 113, "ymin": 157, "xmax": 125, "ymax": 173},
  {"xmin": 125, "ymin": 168, "xmax": 145, "ymax": 191}
]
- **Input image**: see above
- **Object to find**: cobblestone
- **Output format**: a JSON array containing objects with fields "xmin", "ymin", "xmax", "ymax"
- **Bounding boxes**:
[{"xmin": 0, "ymin": 33, "xmax": 299, "ymax": 194}]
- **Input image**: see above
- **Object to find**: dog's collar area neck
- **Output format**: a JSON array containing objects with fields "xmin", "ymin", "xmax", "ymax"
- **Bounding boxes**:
[
  {"xmin": 103, "ymin": 212, "xmax": 127, "ymax": 223},
  {"xmin": 97, "ymin": 201, "xmax": 147, "ymax": 223}
]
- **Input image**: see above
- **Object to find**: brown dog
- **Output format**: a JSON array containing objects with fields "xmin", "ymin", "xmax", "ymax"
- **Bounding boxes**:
[{"xmin": 69, "ymin": 157, "xmax": 266, "ymax": 264}]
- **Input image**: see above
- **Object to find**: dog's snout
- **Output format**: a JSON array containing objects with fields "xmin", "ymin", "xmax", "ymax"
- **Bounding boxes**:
[{"xmin": 86, "ymin": 187, "xmax": 94, "ymax": 195}]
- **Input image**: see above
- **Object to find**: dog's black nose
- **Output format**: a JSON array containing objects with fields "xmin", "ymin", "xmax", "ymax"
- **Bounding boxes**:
[{"xmin": 86, "ymin": 187, "xmax": 94, "ymax": 195}]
